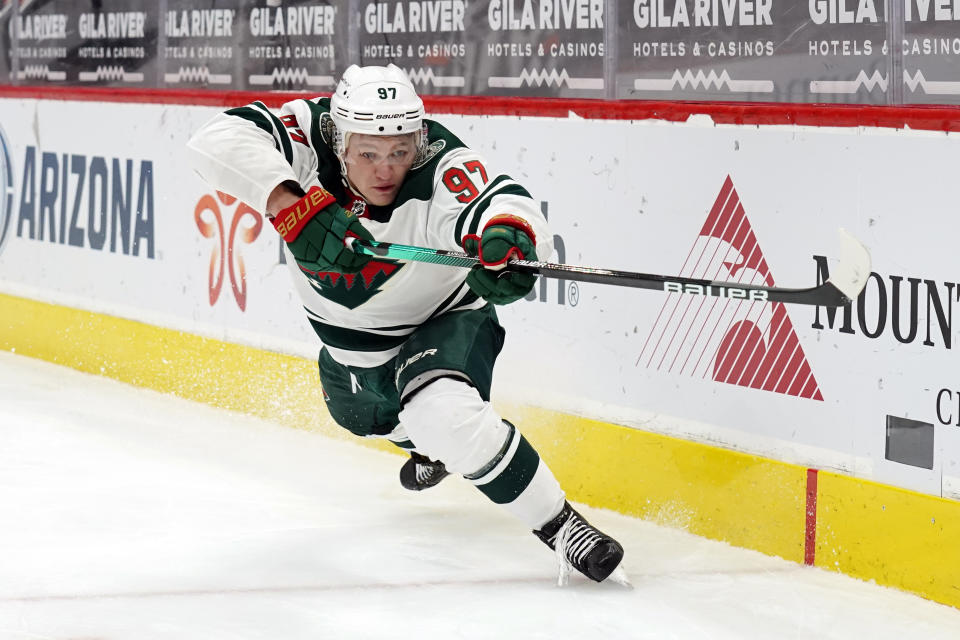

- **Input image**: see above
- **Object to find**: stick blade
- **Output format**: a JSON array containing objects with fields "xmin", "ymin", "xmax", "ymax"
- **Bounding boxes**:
[{"xmin": 828, "ymin": 229, "xmax": 871, "ymax": 303}]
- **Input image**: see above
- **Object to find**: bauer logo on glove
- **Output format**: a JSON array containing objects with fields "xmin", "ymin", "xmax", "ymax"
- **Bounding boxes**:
[
  {"xmin": 273, "ymin": 186, "xmax": 337, "ymax": 241},
  {"xmin": 271, "ymin": 185, "xmax": 374, "ymax": 274}
]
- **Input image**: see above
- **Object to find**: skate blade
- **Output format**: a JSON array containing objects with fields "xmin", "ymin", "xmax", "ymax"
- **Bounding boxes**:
[
  {"xmin": 555, "ymin": 565, "xmax": 633, "ymax": 588},
  {"xmin": 606, "ymin": 565, "xmax": 633, "ymax": 589}
]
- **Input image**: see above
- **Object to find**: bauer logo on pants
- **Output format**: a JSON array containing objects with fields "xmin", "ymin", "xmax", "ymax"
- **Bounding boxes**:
[
  {"xmin": 396, "ymin": 348, "xmax": 438, "ymax": 381},
  {"xmin": 638, "ymin": 175, "xmax": 824, "ymax": 401}
]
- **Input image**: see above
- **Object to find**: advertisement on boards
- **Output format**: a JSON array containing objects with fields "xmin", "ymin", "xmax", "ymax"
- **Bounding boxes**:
[
  {"xmin": 162, "ymin": 0, "xmax": 243, "ymax": 89},
  {"xmin": 617, "ymin": 0, "xmax": 890, "ymax": 103},
  {"xmin": 1, "ymin": 0, "xmax": 959, "ymax": 106},
  {"xmin": 473, "ymin": 0, "xmax": 605, "ymax": 96},
  {"xmin": 234, "ymin": 0, "xmax": 347, "ymax": 93},
  {"xmin": 0, "ymin": 97, "xmax": 959, "ymax": 501},
  {"xmin": 357, "ymin": 0, "xmax": 472, "ymax": 95},
  {"xmin": 0, "ymin": 96, "xmax": 316, "ymax": 353},
  {"xmin": 14, "ymin": 0, "xmax": 158, "ymax": 86},
  {"xmin": 0, "ymin": 0, "xmax": 13, "ymax": 84},
  {"xmin": 903, "ymin": 1, "xmax": 960, "ymax": 105},
  {"xmin": 357, "ymin": 0, "xmax": 605, "ymax": 97}
]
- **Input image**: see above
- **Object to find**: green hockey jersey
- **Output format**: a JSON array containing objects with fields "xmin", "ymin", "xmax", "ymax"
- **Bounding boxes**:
[{"xmin": 187, "ymin": 97, "xmax": 553, "ymax": 367}]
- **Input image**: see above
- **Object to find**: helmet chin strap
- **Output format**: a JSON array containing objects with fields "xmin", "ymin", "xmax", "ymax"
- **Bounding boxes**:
[
  {"xmin": 336, "ymin": 134, "xmax": 366, "ymax": 202},
  {"xmin": 338, "ymin": 155, "xmax": 372, "ymax": 207},
  {"xmin": 341, "ymin": 173, "xmax": 364, "ymax": 202},
  {"xmin": 333, "ymin": 129, "xmax": 351, "ymax": 178}
]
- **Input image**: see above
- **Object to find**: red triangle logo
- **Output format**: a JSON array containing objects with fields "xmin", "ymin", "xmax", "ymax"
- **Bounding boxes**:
[{"xmin": 639, "ymin": 176, "xmax": 823, "ymax": 401}]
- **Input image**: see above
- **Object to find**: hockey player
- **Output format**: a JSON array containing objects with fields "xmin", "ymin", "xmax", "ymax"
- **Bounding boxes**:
[{"xmin": 187, "ymin": 64, "xmax": 624, "ymax": 583}]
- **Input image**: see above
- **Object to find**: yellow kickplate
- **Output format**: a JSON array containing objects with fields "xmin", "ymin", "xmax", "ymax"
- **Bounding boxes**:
[
  {"xmin": 3, "ymin": 292, "xmax": 959, "ymax": 609},
  {"xmin": 816, "ymin": 470, "xmax": 960, "ymax": 608}
]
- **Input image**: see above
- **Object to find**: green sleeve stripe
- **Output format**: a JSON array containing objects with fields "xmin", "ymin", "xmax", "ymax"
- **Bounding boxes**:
[
  {"xmin": 308, "ymin": 318, "xmax": 411, "ymax": 352},
  {"xmin": 466, "ymin": 183, "xmax": 533, "ymax": 237},
  {"xmin": 453, "ymin": 175, "xmax": 512, "ymax": 244},
  {"xmin": 253, "ymin": 101, "xmax": 294, "ymax": 165},
  {"xmin": 225, "ymin": 105, "xmax": 281, "ymax": 153},
  {"xmin": 457, "ymin": 180, "xmax": 533, "ymax": 242}
]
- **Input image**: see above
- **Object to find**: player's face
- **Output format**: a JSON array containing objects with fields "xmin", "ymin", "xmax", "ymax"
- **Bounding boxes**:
[{"xmin": 344, "ymin": 133, "xmax": 417, "ymax": 206}]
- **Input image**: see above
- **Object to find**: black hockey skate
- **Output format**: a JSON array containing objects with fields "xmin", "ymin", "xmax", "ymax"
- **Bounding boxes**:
[
  {"xmin": 399, "ymin": 452, "xmax": 450, "ymax": 491},
  {"xmin": 534, "ymin": 501, "xmax": 624, "ymax": 583}
]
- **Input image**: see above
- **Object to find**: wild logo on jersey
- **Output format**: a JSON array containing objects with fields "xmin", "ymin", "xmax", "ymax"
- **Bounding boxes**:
[{"xmin": 302, "ymin": 259, "xmax": 404, "ymax": 309}]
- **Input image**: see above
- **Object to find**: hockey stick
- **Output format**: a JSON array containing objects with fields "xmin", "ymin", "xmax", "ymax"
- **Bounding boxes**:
[{"xmin": 348, "ymin": 229, "xmax": 870, "ymax": 307}]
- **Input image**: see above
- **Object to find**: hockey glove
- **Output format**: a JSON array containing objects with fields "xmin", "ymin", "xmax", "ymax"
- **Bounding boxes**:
[
  {"xmin": 462, "ymin": 215, "xmax": 538, "ymax": 305},
  {"xmin": 271, "ymin": 186, "xmax": 373, "ymax": 274}
]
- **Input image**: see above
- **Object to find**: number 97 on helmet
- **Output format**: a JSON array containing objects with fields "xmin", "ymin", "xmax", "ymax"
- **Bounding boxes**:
[{"xmin": 329, "ymin": 64, "xmax": 427, "ymax": 163}]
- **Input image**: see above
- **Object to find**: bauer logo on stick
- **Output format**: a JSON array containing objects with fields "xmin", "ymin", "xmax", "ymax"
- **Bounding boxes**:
[{"xmin": 664, "ymin": 281, "xmax": 769, "ymax": 302}]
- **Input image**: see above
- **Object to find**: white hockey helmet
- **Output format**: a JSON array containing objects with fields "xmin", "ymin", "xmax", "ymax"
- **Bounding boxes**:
[{"xmin": 329, "ymin": 64, "xmax": 425, "ymax": 161}]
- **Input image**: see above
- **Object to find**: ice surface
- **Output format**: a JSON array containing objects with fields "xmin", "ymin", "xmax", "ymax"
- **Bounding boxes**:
[{"xmin": 1, "ymin": 351, "xmax": 959, "ymax": 639}]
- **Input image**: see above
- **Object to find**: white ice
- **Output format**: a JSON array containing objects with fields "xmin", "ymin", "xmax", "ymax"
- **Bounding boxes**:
[{"xmin": 1, "ymin": 351, "xmax": 959, "ymax": 640}]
